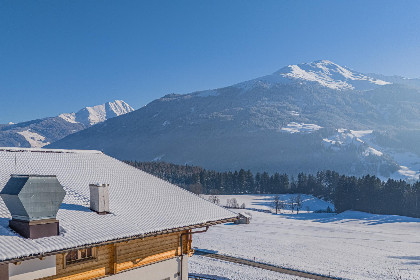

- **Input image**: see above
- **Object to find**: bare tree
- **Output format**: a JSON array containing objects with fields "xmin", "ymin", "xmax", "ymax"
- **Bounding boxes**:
[
  {"xmin": 226, "ymin": 198, "xmax": 239, "ymax": 208},
  {"xmin": 289, "ymin": 196, "xmax": 295, "ymax": 213},
  {"xmin": 208, "ymin": 195, "xmax": 220, "ymax": 205},
  {"xmin": 295, "ymin": 194, "xmax": 303, "ymax": 214},
  {"xmin": 272, "ymin": 195, "xmax": 283, "ymax": 214},
  {"xmin": 240, "ymin": 203, "xmax": 246, "ymax": 209},
  {"xmin": 231, "ymin": 198, "xmax": 239, "ymax": 208}
]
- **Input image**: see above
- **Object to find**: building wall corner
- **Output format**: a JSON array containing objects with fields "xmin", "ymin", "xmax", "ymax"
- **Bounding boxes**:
[{"xmin": 0, "ymin": 262, "xmax": 9, "ymax": 280}]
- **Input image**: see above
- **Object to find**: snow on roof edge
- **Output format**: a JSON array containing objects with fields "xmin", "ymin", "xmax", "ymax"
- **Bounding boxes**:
[
  {"xmin": 0, "ymin": 217, "xmax": 237, "ymax": 264},
  {"xmin": 0, "ymin": 147, "xmax": 103, "ymax": 154}
]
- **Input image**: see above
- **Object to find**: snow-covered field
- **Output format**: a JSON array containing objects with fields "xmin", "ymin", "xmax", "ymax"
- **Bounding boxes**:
[
  {"xmin": 189, "ymin": 255, "xmax": 308, "ymax": 280},
  {"xmin": 203, "ymin": 194, "xmax": 334, "ymax": 213},
  {"xmin": 192, "ymin": 195, "xmax": 420, "ymax": 280}
]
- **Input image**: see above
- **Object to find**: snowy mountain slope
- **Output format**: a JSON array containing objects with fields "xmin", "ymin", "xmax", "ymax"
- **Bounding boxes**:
[
  {"xmin": 368, "ymin": 73, "xmax": 420, "ymax": 90},
  {"xmin": 236, "ymin": 60, "xmax": 391, "ymax": 91},
  {"xmin": 0, "ymin": 100, "xmax": 134, "ymax": 148},
  {"xmin": 58, "ymin": 100, "xmax": 134, "ymax": 126},
  {"xmin": 49, "ymin": 60, "xmax": 420, "ymax": 179},
  {"xmin": 16, "ymin": 130, "xmax": 51, "ymax": 148}
]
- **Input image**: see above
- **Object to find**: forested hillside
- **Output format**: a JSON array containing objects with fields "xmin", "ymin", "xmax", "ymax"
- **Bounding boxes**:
[{"xmin": 127, "ymin": 161, "xmax": 420, "ymax": 218}]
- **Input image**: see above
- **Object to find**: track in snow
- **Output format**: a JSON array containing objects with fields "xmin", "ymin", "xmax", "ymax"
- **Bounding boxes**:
[{"xmin": 194, "ymin": 249, "xmax": 347, "ymax": 280}]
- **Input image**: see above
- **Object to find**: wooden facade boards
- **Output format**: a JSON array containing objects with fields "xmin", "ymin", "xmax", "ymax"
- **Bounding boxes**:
[{"xmin": 36, "ymin": 231, "xmax": 191, "ymax": 280}]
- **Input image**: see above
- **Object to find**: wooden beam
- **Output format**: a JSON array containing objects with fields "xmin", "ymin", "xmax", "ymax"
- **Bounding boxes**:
[{"xmin": 110, "ymin": 244, "xmax": 118, "ymax": 274}]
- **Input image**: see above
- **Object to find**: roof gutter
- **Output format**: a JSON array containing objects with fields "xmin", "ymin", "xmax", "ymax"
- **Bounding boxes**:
[
  {"xmin": 179, "ymin": 226, "xmax": 209, "ymax": 280},
  {"xmin": 0, "ymin": 217, "xmax": 237, "ymax": 265}
]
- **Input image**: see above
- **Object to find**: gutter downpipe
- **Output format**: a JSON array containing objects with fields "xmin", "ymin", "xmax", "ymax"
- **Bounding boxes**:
[{"xmin": 179, "ymin": 226, "xmax": 209, "ymax": 280}]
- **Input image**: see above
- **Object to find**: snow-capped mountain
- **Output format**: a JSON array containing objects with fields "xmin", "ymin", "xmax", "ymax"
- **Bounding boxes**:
[
  {"xmin": 59, "ymin": 100, "xmax": 134, "ymax": 126},
  {"xmin": 236, "ymin": 60, "xmax": 391, "ymax": 91},
  {"xmin": 0, "ymin": 100, "xmax": 134, "ymax": 148},
  {"xmin": 49, "ymin": 60, "xmax": 420, "ymax": 180}
]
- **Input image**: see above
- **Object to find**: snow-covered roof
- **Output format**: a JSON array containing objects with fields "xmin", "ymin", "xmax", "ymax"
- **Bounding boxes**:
[
  {"xmin": 0, "ymin": 147, "xmax": 236, "ymax": 262},
  {"xmin": 238, "ymin": 212, "xmax": 251, "ymax": 218}
]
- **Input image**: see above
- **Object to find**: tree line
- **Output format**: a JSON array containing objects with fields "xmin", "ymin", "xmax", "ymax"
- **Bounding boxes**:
[{"xmin": 126, "ymin": 161, "xmax": 420, "ymax": 218}]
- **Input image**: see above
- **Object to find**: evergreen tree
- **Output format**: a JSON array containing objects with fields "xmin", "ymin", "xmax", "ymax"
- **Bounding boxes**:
[{"xmin": 125, "ymin": 161, "xmax": 420, "ymax": 218}]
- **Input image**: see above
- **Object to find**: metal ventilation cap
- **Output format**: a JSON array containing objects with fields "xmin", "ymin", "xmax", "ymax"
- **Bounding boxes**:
[{"xmin": 0, "ymin": 174, "xmax": 66, "ymax": 222}]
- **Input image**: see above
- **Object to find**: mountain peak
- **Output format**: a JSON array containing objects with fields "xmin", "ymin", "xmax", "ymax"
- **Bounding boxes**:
[
  {"xmin": 234, "ymin": 60, "xmax": 392, "ymax": 92},
  {"xmin": 59, "ymin": 100, "xmax": 134, "ymax": 126},
  {"xmin": 311, "ymin": 59, "xmax": 336, "ymax": 65},
  {"xmin": 275, "ymin": 60, "xmax": 391, "ymax": 90},
  {"xmin": 0, "ymin": 100, "xmax": 135, "ymax": 149}
]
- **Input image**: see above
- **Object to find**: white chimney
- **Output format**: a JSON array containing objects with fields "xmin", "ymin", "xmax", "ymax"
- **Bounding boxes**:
[{"xmin": 89, "ymin": 184, "xmax": 110, "ymax": 214}]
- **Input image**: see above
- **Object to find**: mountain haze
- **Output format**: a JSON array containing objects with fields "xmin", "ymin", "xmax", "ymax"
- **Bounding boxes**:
[{"xmin": 48, "ymin": 61, "xmax": 420, "ymax": 180}]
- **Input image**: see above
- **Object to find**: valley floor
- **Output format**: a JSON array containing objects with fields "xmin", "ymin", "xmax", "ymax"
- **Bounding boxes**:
[{"xmin": 189, "ymin": 195, "xmax": 420, "ymax": 280}]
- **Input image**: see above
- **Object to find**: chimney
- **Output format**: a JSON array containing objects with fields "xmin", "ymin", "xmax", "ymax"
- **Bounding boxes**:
[
  {"xmin": 0, "ymin": 175, "xmax": 66, "ymax": 239},
  {"xmin": 89, "ymin": 184, "xmax": 110, "ymax": 214}
]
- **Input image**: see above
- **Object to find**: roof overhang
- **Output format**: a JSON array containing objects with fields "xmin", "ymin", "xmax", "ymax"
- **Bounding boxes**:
[{"xmin": 0, "ymin": 216, "xmax": 238, "ymax": 264}]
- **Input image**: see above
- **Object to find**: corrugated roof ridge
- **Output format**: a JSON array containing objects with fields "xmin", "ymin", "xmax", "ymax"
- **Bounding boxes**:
[{"xmin": 0, "ymin": 147, "xmax": 102, "ymax": 154}]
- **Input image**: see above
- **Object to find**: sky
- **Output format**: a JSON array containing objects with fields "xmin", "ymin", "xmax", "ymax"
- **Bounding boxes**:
[{"xmin": 1, "ymin": 0, "xmax": 420, "ymax": 123}]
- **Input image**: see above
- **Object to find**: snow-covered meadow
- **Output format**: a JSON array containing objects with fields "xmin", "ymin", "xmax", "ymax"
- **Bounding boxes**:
[
  {"xmin": 190, "ymin": 195, "xmax": 420, "ymax": 280},
  {"xmin": 203, "ymin": 194, "xmax": 334, "ymax": 214},
  {"xmin": 189, "ymin": 255, "xmax": 308, "ymax": 280}
]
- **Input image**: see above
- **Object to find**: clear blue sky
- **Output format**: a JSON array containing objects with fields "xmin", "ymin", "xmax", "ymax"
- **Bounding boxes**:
[{"xmin": 1, "ymin": 0, "xmax": 420, "ymax": 123}]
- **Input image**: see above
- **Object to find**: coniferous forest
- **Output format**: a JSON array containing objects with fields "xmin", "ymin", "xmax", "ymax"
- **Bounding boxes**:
[{"xmin": 126, "ymin": 161, "xmax": 420, "ymax": 218}]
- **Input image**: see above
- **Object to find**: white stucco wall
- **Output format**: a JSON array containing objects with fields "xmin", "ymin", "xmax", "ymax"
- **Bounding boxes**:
[
  {"xmin": 9, "ymin": 255, "xmax": 56, "ymax": 280},
  {"xmin": 103, "ymin": 256, "xmax": 188, "ymax": 280}
]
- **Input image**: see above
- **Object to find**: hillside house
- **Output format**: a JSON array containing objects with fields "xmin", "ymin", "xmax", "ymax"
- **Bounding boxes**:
[{"xmin": 0, "ymin": 147, "xmax": 237, "ymax": 280}]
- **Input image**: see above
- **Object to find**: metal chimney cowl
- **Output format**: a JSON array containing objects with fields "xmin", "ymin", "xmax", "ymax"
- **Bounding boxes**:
[{"xmin": 0, "ymin": 175, "xmax": 66, "ymax": 239}]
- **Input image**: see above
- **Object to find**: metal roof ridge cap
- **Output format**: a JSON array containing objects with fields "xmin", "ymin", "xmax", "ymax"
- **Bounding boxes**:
[{"xmin": 0, "ymin": 147, "xmax": 103, "ymax": 154}]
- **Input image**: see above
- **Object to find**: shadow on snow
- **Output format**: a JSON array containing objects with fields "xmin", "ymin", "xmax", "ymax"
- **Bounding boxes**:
[
  {"xmin": 273, "ymin": 211, "xmax": 420, "ymax": 225},
  {"xmin": 388, "ymin": 255, "xmax": 420, "ymax": 265}
]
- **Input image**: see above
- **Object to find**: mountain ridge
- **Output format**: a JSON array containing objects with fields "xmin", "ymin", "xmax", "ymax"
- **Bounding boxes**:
[
  {"xmin": 233, "ymin": 60, "xmax": 391, "ymax": 92},
  {"xmin": 47, "ymin": 60, "xmax": 420, "ymax": 180},
  {"xmin": 0, "ymin": 100, "xmax": 134, "ymax": 148}
]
